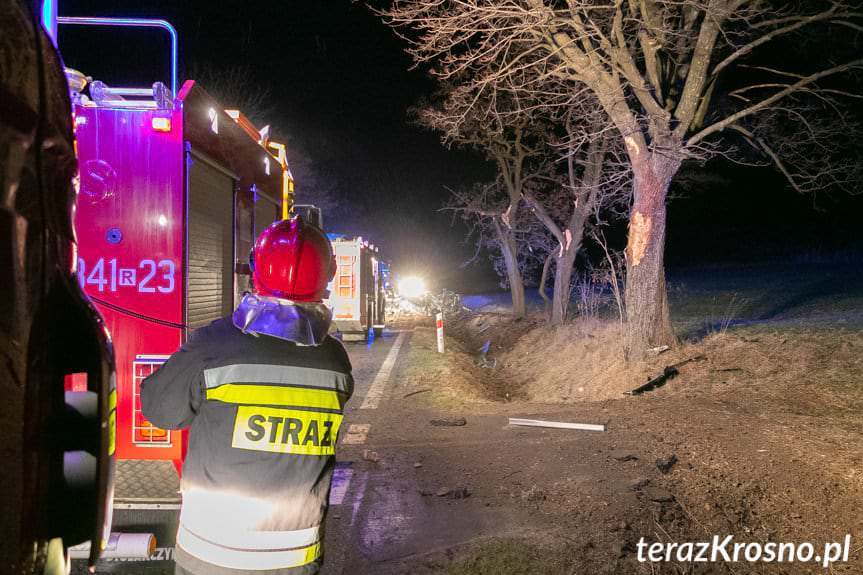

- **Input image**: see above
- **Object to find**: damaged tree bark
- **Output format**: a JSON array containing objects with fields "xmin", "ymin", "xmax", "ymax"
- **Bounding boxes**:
[{"xmin": 624, "ymin": 151, "xmax": 679, "ymax": 357}]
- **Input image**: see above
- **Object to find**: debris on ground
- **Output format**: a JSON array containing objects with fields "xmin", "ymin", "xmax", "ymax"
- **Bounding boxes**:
[
  {"xmin": 655, "ymin": 454, "xmax": 678, "ymax": 474},
  {"xmin": 508, "ymin": 418, "xmax": 606, "ymax": 432},
  {"xmin": 477, "ymin": 339, "xmax": 496, "ymax": 368},
  {"xmin": 610, "ymin": 451, "xmax": 638, "ymax": 462},
  {"xmin": 405, "ymin": 312, "xmax": 863, "ymax": 574},
  {"xmin": 436, "ymin": 487, "xmax": 452, "ymax": 497},
  {"xmin": 403, "ymin": 388, "xmax": 431, "ymax": 398},
  {"xmin": 626, "ymin": 355, "xmax": 709, "ymax": 396},
  {"xmin": 613, "ymin": 539, "xmax": 637, "ymax": 558},
  {"xmin": 649, "ymin": 345, "xmax": 670, "ymax": 355},
  {"xmin": 413, "ymin": 462, "xmax": 423, "ymax": 468},
  {"xmin": 643, "ymin": 486, "xmax": 675, "ymax": 503},
  {"xmin": 430, "ymin": 417, "xmax": 467, "ymax": 427},
  {"xmin": 625, "ymin": 366, "xmax": 679, "ymax": 395},
  {"xmin": 361, "ymin": 449, "xmax": 380, "ymax": 463},
  {"xmin": 449, "ymin": 487, "xmax": 471, "ymax": 499},
  {"xmin": 628, "ymin": 478, "xmax": 650, "ymax": 491},
  {"xmin": 521, "ymin": 484, "xmax": 546, "ymax": 503}
]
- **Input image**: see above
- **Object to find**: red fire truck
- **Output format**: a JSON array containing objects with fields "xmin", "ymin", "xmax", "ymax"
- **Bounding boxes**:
[{"xmin": 59, "ymin": 16, "xmax": 294, "ymax": 569}]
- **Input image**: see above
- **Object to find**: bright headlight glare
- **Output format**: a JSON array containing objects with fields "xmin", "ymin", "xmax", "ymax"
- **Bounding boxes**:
[{"xmin": 398, "ymin": 276, "xmax": 427, "ymax": 299}]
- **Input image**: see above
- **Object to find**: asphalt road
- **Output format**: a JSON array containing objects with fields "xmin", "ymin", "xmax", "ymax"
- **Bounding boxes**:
[{"xmin": 320, "ymin": 330, "xmax": 522, "ymax": 575}]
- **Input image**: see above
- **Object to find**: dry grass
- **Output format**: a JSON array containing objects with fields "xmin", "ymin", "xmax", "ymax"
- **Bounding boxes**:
[
  {"xmin": 399, "ymin": 327, "xmax": 499, "ymax": 408},
  {"xmin": 457, "ymin": 313, "xmax": 863, "ymax": 410},
  {"xmin": 464, "ymin": 314, "xmax": 863, "ymax": 493},
  {"xmin": 499, "ymin": 319, "xmax": 630, "ymax": 401}
]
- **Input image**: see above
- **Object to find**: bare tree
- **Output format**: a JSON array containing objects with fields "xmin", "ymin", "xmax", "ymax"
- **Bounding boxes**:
[
  {"xmin": 443, "ymin": 181, "xmax": 546, "ymax": 310},
  {"xmin": 421, "ymin": 79, "xmax": 628, "ymax": 324},
  {"xmin": 419, "ymin": 89, "xmax": 546, "ymax": 317},
  {"xmin": 381, "ymin": 0, "xmax": 863, "ymax": 357},
  {"xmin": 522, "ymin": 108, "xmax": 631, "ymax": 324}
]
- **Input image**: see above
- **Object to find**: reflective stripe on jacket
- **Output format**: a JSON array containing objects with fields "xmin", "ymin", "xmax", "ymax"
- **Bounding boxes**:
[
  {"xmin": 176, "ymin": 521, "xmax": 321, "ymax": 571},
  {"xmin": 141, "ymin": 317, "xmax": 353, "ymax": 574}
]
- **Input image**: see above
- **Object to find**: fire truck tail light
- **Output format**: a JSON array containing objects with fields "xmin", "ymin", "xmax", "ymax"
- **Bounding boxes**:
[{"xmin": 151, "ymin": 117, "xmax": 172, "ymax": 132}]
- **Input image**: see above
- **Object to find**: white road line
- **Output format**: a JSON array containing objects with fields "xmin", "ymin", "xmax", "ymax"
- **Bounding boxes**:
[
  {"xmin": 341, "ymin": 423, "xmax": 370, "ymax": 445},
  {"xmin": 359, "ymin": 332, "xmax": 407, "ymax": 410},
  {"xmin": 329, "ymin": 466, "xmax": 354, "ymax": 505},
  {"xmin": 349, "ymin": 471, "xmax": 369, "ymax": 525}
]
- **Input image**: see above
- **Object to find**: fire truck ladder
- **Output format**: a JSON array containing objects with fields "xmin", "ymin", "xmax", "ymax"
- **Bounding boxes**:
[
  {"xmin": 56, "ymin": 16, "xmax": 178, "ymax": 95},
  {"xmin": 338, "ymin": 256, "xmax": 355, "ymax": 299}
]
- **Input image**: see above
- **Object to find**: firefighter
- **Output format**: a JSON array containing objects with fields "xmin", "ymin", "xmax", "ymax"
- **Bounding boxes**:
[{"xmin": 141, "ymin": 216, "xmax": 352, "ymax": 575}]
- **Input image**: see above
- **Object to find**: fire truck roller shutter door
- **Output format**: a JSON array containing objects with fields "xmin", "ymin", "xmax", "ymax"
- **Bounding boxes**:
[
  {"xmin": 188, "ymin": 155, "xmax": 235, "ymax": 328},
  {"xmin": 254, "ymin": 189, "xmax": 280, "ymax": 240}
]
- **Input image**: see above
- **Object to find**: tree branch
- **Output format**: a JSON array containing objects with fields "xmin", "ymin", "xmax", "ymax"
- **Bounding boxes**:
[
  {"xmin": 687, "ymin": 58, "xmax": 863, "ymax": 146},
  {"xmin": 524, "ymin": 191, "xmax": 565, "ymax": 248},
  {"xmin": 728, "ymin": 124, "xmax": 805, "ymax": 194},
  {"xmin": 673, "ymin": 1, "xmax": 724, "ymax": 137},
  {"xmin": 710, "ymin": 5, "xmax": 853, "ymax": 79}
]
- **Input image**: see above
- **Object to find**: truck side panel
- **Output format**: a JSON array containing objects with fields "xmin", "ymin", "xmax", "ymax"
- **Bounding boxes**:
[
  {"xmin": 73, "ymin": 105, "xmax": 184, "ymax": 325},
  {"xmin": 73, "ymin": 105, "xmax": 186, "ymax": 461}
]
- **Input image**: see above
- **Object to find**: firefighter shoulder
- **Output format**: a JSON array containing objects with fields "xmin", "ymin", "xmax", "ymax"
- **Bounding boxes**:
[{"xmin": 141, "ymin": 217, "xmax": 350, "ymax": 575}]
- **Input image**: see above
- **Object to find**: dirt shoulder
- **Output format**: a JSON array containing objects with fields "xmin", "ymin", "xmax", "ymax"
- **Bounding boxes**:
[{"xmin": 389, "ymin": 321, "xmax": 863, "ymax": 574}]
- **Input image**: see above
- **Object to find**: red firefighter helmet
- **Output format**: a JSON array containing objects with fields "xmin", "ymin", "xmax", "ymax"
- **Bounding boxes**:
[{"xmin": 251, "ymin": 216, "xmax": 335, "ymax": 302}]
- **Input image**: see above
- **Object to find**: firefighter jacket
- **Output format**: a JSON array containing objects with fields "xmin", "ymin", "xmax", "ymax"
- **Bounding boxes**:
[{"xmin": 140, "ymin": 312, "xmax": 353, "ymax": 575}]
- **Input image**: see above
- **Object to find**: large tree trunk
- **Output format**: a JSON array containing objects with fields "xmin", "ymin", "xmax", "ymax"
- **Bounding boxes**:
[
  {"xmin": 494, "ymin": 218, "xmax": 526, "ymax": 318},
  {"xmin": 624, "ymin": 153, "xmax": 679, "ymax": 358},
  {"xmin": 550, "ymin": 245, "xmax": 577, "ymax": 325}
]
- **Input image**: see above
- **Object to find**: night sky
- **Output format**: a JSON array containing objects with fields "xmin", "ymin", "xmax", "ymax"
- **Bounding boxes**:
[{"xmin": 57, "ymin": 1, "xmax": 861, "ymax": 293}]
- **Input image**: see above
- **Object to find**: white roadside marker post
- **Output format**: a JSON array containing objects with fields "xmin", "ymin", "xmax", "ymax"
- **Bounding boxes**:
[{"xmin": 436, "ymin": 312, "xmax": 445, "ymax": 354}]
